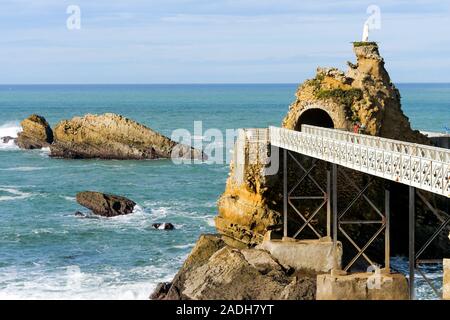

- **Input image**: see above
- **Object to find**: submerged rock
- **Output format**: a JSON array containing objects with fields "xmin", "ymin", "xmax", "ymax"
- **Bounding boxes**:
[
  {"xmin": 76, "ymin": 191, "xmax": 136, "ymax": 217},
  {"xmin": 1, "ymin": 136, "xmax": 17, "ymax": 144},
  {"xmin": 152, "ymin": 223, "xmax": 175, "ymax": 230},
  {"xmin": 50, "ymin": 113, "xmax": 204, "ymax": 160},
  {"xmin": 17, "ymin": 114, "xmax": 53, "ymax": 149},
  {"xmin": 74, "ymin": 211, "xmax": 85, "ymax": 217},
  {"xmin": 150, "ymin": 234, "xmax": 315, "ymax": 300}
]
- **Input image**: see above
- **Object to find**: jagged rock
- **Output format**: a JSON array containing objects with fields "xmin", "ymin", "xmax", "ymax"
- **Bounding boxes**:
[
  {"xmin": 76, "ymin": 191, "xmax": 136, "ymax": 217},
  {"xmin": 151, "ymin": 234, "xmax": 226, "ymax": 300},
  {"xmin": 50, "ymin": 113, "xmax": 204, "ymax": 160},
  {"xmin": 1, "ymin": 136, "xmax": 17, "ymax": 144},
  {"xmin": 74, "ymin": 211, "xmax": 85, "ymax": 217},
  {"xmin": 150, "ymin": 282, "xmax": 172, "ymax": 300},
  {"xmin": 152, "ymin": 223, "xmax": 175, "ymax": 230},
  {"xmin": 150, "ymin": 234, "xmax": 316, "ymax": 300},
  {"xmin": 17, "ymin": 114, "xmax": 53, "ymax": 149},
  {"xmin": 216, "ymin": 42, "xmax": 448, "ymax": 259}
]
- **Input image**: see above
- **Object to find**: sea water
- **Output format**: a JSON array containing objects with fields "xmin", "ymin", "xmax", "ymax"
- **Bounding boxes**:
[{"xmin": 0, "ymin": 84, "xmax": 448, "ymax": 299}]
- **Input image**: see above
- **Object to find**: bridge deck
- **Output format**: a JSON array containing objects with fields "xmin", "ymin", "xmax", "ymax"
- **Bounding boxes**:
[{"xmin": 269, "ymin": 125, "xmax": 450, "ymax": 198}]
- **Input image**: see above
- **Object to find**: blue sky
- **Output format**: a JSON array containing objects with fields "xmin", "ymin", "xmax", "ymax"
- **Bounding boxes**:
[{"xmin": 1, "ymin": 0, "xmax": 449, "ymax": 84}]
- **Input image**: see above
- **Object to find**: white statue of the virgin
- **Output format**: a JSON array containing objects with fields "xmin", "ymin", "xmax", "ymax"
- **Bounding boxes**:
[{"xmin": 362, "ymin": 23, "xmax": 369, "ymax": 42}]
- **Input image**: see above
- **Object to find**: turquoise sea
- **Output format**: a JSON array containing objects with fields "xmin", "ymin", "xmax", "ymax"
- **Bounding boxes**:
[{"xmin": 0, "ymin": 84, "xmax": 448, "ymax": 299}]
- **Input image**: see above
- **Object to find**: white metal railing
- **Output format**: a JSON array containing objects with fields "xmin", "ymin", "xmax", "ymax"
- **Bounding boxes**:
[
  {"xmin": 302, "ymin": 125, "xmax": 450, "ymax": 163},
  {"xmin": 270, "ymin": 125, "xmax": 450, "ymax": 198}
]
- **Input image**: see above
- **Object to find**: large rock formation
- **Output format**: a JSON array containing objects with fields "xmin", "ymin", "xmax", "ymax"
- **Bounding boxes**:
[
  {"xmin": 17, "ymin": 114, "xmax": 53, "ymax": 149},
  {"xmin": 215, "ymin": 42, "xmax": 448, "ymax": 260},
  {"xmin": 50, "ymin": 113, "xmax": 204, "ymax": 160},
  {"xmin": 282, "ymin": 42, "xmax": 428, "ymax": 143},
  {"xmin": 76, "ymin": 191, "xmax": 136, "ymax": 217},
  {"xmin": 151, "ymin": 234, "xmax": 315, "ymax": 300}
]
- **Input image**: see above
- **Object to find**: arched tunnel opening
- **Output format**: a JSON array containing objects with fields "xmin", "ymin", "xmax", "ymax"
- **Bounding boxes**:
[{"xmin": 295, "ymin": 108, "xmax": 334, "ymax": 131}]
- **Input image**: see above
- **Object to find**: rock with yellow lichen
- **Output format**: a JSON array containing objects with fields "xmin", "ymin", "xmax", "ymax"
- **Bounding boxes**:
[
  {"xmin": 50, "ymin": 113, "xmax": 205, "ymax": 160},
  {"xmin": 17, "ymin": 114, "xmax": 53, "ymax": 149},
  {"xmin": 283, "ymin": 42, "xmax": 429, "ymax": 144}
]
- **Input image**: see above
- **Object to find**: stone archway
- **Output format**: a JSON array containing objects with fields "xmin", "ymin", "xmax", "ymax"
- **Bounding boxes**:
[{"xmin": 295, "ymin": 108, "xmax": 334, "ymax": 131}]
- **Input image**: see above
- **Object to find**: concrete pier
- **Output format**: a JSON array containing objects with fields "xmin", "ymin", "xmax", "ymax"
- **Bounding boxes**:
[
  {"xmin": 257, "ymin": 232, "xmax": 342, "ymax": 273},
  {"xmin": 316, "ymin": 272, "xmax": 409, "ymax": 300},
  {"xmin": 444, "ymin": 259, "xmax": 450, "ymax": 300}
]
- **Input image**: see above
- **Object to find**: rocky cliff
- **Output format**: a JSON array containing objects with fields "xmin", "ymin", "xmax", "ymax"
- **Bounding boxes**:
[{"xmin": 50, "ymin": 113, "xmax": 204, "ymax": 160}]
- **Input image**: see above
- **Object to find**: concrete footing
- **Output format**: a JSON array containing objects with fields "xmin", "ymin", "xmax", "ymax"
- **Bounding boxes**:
[
  {"xmin": 257, "ymin": 232, "xmax": 342, "ymax": 273},
  {"xmin": 444, "ymin": 259, "xmax": 450, "ymax": 300},
  {"xmin": 316, "ymin": 272, "xmax": 409, "ymax": 300}
]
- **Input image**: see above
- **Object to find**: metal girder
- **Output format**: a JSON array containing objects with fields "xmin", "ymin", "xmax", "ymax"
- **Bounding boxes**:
[
  {"xmin": 409, "ymin": 189, "xmax": 450, "ymax": 300},
  {"xmin": 333, "ymin": 166, "xmax": 390, "ymax": 272},
  {"xmin": 283, "ymin": 151, "xmax": 330, "ymax": 239}
]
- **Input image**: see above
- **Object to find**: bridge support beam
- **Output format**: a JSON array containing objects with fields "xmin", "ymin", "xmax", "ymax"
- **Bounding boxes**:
[
  {"xmin": 332, "ymin": 163, "xmax": 338, "ymax": 265},
  {"xmin": 283, "ymin": 151, "xmax": 331, "ymax": 240},
  {"xmin": 409, "ymin": 186, "xmax": 416, "ymax": 300},
  {"xmin": 283, "ymin": 149, "xmax": 287, "ymax": 238},
  {"xmin": 331, "ymin": 165, "xmax": 390, "ymax": 272},
  {"xmin": 409, "ymin": 188, "xmax": 450, "ymax": 300}
]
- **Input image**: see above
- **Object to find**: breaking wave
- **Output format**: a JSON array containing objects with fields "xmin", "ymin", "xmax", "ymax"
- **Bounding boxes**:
[
  {"xmin": 0, "ymin": 187, "xmax": 33, "ymax": 202},
  {"xmin": 0, "ymin": 122, "xmax": 21, "ymax": 150}
]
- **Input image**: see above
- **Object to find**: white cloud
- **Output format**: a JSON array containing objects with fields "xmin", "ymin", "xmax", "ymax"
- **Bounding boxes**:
[{"xmin": 0, "ymin": 0, "xmax": 449, "ymax": 83}]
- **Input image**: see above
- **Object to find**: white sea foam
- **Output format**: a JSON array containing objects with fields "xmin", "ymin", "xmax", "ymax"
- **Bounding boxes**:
[
  {"xmin": 173, "ymin": 243, "xmax": 195, "ymax": 249},
  {"xmin": 39, "ymin": 147, "xmax": 51, "ymax": 157},
  {"xmin": 0, "ymin": 122, "xmax": 21, "ymax": 150},
  {"xmin": 0, "ymin": 166, "xmax": 45, "ymax": 172},
  {"xmin": 31, "ymin": 228, "xmax": 69, "ymax": 235},
  {"xmin": 0, "ymin": 187, "xmax": 32, "ymax": 202},
  {"xmin": 0, "ymin": 265, "xmax": 175, "ymax": 300},
  {"xmin": 62, "ymin": 196, "xmax": 76, "ymax": 202},
  {"xmin": 149, "ymin": 206, "xmax": 169, "ymax": 219},
  {"xmin": 0, "ymin": 122, "xmax": 21, "ymax": 138},
  {"xmin": 207, "ymin": 217, "xmax": 215, "ymax": 227}
]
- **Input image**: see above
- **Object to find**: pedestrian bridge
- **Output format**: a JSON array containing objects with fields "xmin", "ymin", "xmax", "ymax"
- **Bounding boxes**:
[{"xmin": 270, "ymin": 125, "xmax": 449, "ymax": 198}]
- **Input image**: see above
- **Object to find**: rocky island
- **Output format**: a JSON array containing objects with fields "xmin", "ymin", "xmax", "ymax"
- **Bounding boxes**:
[
  {"xmin": 152, "ymin": 42, "xmax": 448, "ymax": 300},
  {"xmin": 7, "ymin": 113, "xmax": 204, "ymax": 160}
]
